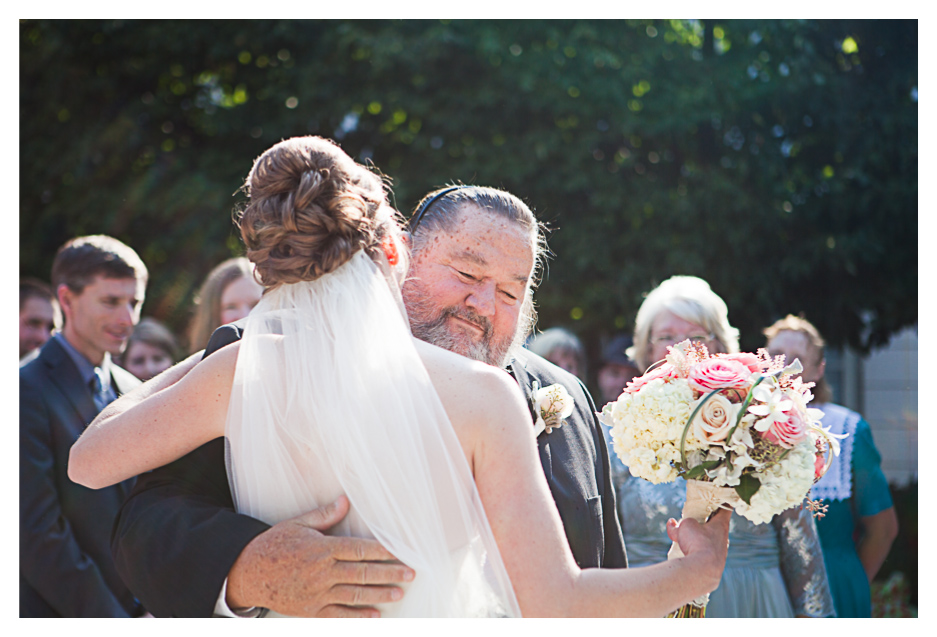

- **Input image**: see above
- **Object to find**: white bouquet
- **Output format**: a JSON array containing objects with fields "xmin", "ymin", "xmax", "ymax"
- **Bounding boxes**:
[
  {"xmin": 601, "ymin": 340, "xmax": 843, "ymax": 524},
  {"xmin": 600, "ymin": 341, "xmax": 845, "ymax": 616}
]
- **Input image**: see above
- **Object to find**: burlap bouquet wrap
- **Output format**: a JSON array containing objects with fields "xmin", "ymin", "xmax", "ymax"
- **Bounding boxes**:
[{"xmin": 666, "ymin": 479, "xmax": 740, "ymax": 609}]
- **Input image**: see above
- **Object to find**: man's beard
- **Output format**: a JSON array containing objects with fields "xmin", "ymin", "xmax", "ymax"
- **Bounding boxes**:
[{"xmin": 404, "ymin": 284, "xmax": 532, "ymax": 369}]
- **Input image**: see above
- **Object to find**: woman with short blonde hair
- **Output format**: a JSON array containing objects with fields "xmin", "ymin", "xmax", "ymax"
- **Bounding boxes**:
[
  {"xmin": 628, "ymin": 275, "xmax": 739, "ymax": 372},
  {"xmin": 613, "ymin": 276, "xmax": 833, "ymax": 618}
]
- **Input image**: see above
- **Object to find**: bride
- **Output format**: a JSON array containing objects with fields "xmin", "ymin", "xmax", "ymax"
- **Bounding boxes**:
[{"xmin": 69, "ymin": 135, "xmax": 728, "ymax": 617}]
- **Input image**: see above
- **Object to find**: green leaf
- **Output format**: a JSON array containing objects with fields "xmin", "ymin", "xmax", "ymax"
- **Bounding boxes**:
[
  {"xmin": 683, "ymin": 459, "xmax": 720, "ymax": 480},
  {"xmin": 735, "ymin": 473, "xmax": 761, "ymax": 505}
]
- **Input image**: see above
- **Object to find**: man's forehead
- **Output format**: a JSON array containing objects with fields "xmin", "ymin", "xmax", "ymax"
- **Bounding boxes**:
[
  {"xmin": 449, "ymin": 246, "xmax": 488, "ymax": 267},
  {"xmin": 449, "ymin": 245, "xmax": 531, "ymax": 284},
  {"xmin": 443, "ymin": 205, "xmax": 532, "ymax": 247},
  {"xmin": 436, "ymin": 227, "xmax": 533, "ymax": 279},
  {"xmin": 86, "ymin": 274, "xmax": 145, "ymax": 295}
]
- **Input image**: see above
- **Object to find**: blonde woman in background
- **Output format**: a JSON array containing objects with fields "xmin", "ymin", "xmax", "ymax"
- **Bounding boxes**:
[
  {"xmin": 612, "ymin": 275, "xmax": 834, "ymax": 617},
  {"xmin": 187, "ymin": 257, "xmax": 263, "ymax": 353}
]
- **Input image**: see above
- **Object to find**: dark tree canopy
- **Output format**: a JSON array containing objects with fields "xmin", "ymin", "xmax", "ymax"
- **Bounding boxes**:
[{"xmin": 21, "ymin": 19, "xmax": 917, "ymax": 364}]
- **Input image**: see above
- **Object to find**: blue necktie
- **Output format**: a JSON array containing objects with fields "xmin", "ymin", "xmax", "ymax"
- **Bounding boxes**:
[{"xmin": 91, "ymin": 367, "xmax": 113, "ymax": 412}]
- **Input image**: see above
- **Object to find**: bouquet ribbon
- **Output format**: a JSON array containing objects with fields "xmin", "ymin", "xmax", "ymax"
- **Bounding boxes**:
[{"xmin": 666, "ymin": 479, "xmax": 740, "ymax": 609}]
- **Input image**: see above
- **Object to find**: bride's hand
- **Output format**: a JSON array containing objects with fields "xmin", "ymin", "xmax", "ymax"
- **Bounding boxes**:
[
  {"xmin": 665, "ymin": 508, "xmax": 730, "ymax": 594},
  {"xmin": 226, "ymin": 495, "xmax": 415, "ymax": 617}
]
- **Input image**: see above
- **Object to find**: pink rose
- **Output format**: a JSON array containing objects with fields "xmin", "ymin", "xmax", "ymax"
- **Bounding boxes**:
[
  {"xmin": 761, "ymin": 408, "xmax": 809, "ymax": 449},
  {"xmin": 623, "ymin": 363, "xmax": 677, "ymax": 394},
  {"xmin": 716, "ymin": 352, "xmax": 763, "ymax": 374},
  {"xmin": 687, "ymin": 358, "xmax": 752, "ymax": 394}
]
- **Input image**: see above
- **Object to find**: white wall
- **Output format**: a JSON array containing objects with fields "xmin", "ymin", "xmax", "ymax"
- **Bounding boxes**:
[
  {"xmin": 827, "ymin": 325, "xmax": 918, "ymax": 486},
  {"xmin": 861, "ymin": 326, "xmax": 918, "ymax": 485}
]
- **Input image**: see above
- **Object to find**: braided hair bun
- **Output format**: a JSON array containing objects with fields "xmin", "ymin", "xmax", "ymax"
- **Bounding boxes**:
[{"xmin": 237, "ymin": 136, "xmax": 391, "ymax": 286}]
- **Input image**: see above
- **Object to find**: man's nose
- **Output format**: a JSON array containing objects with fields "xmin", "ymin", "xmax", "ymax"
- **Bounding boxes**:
[
  {"xmin": 465, "ymin": 282, "xmax": 496, "ymax": 317},
  {"xmin": 115, "ymin": 302, "xmax": 136, "ymax": 325}
]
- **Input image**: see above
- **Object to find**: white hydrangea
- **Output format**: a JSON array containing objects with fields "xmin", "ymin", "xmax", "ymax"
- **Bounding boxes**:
[
  {"xmin": 607, "ymin": 378, "xmax": 705, "ymax": 484},
  {"xmin": 733, "ymin": 442, "xmax": 816, "ymax": 524}
]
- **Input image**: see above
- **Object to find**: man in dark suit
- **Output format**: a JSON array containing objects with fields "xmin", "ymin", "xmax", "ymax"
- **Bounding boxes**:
[
  {"xmin": 20, "ymin": 235, "xmax": 148, "ymax": 617},
  {"xmin": 111, "ymin": 186, "xmax": 626, "ymax": 617}
]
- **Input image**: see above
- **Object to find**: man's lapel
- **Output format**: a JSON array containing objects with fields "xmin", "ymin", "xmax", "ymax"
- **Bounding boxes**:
[
  {"xmin": 40, "ymin": 338, "xmax": 98, "ymax": 429},
  {"xmin": 507, "ymin": 352, "xmax": 536, "ymax": 420},
  {"xmin": 509, "ymin": 351, "xmax": 554, "ymax": 484}
]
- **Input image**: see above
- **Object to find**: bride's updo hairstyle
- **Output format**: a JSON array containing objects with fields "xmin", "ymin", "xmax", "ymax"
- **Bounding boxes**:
[{"xmin": 237, "ymin": 136, "xmax": 397, "ymax": 287}]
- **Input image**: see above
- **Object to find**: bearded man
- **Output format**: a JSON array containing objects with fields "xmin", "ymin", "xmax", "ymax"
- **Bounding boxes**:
[{"xmin": 109, "ymin": 186, "xmax": 626, "ymax": 617}]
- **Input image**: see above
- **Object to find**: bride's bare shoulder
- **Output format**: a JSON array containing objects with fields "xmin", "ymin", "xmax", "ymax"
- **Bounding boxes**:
[{"xmin": 412, "ymin": 338, "xmax": 527, "ymax": 420}]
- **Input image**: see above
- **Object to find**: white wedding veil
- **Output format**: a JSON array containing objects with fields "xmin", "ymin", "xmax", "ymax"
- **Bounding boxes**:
[{"xmin": 224, "ymin": 250, "xmax": 520, "ymax": 617}]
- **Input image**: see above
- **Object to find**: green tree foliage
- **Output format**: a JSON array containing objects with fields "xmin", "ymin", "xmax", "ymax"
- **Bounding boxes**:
[{"xmin": 21, "ymin": 19, "xmax": 916, "ymax": 356}]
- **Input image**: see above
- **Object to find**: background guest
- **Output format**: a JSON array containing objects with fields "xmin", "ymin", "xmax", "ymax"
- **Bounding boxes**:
[
  {"xmin": 186, "ymin": 256, "xmax": 263, "ymax": 354},
  {"xmin": 527, "ymin": 326, "xmax": 586, "ymax": 379},
  {"xmin": 19, "ymin": 278, "xmax": 61, "ymax": 363},
  {"xmin": 612, "ymin": 275, "xmax": 834, "ymax": 617},
  {"xmin": 117, "ymin": 317, "xmax": 180, "ymax": 382},
  {"xmin": 764, "ymin": 314, "xmax": 898, "ymax": 618},
  {"xmin": 596, "ymin": 333, "xmax": 642, "ymax": 460},
  {"xmin": 596, "ymin": 333, "xmax": 641, "ymax": 406},
  {"xmin": 20, "ymin": 235, "xmax": 148, "ymax": 617}
]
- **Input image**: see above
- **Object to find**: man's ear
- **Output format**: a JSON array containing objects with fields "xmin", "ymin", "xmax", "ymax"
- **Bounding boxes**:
[{"xmin": 56, "ymin": 284, "xmax": 74, "ymax": 321}]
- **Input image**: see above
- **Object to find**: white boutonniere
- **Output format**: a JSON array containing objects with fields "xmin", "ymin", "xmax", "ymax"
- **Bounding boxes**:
[{"xmin": 531, "ymin": 381, "xmax": 575, "ymax": 436}]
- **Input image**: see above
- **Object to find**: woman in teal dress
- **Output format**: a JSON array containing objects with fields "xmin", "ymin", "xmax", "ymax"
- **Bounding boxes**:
[
  {"xmin": 765, "ymin": 315, "xmax": 898, "ymax": 618},
  {"xmin": 608, "ymin": 276, "xmax": 835, "ymax": 617}
]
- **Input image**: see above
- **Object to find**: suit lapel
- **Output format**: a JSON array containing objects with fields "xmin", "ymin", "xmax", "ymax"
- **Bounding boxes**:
[
  {"xmin": 510, "ymin": 352, "xmax": 555, "ymax": 486},
  {"xmin": 40, "ymin": 339, "xmax": 98, "ymax": 430},
  {"xmin": 507, "ymin": 354, "xmax": 535, "ymax": 421}
]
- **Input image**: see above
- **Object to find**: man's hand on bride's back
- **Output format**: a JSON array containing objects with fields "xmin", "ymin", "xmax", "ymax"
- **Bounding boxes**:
[{"xmin": 225, "ymin": 495, "xmax": 415, "ymax": 617}]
